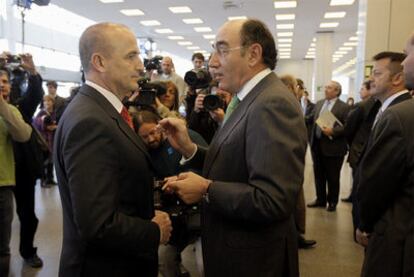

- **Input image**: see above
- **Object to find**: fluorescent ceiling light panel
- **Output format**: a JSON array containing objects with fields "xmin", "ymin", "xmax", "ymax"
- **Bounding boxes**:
[
  {"xmin": 178, "ymin": 41, "xmax": 193, "ymax": 46},
  {"xmin": 277, "ymin": 32, "xmax": 293, "ymax": 37},
  {"xmin": 312, "ymin": 38, "xmax": 316, "ymax": 42},
  {"xmin": 308, "ymin": 47, "xmax": 315, "ymax": 51},
  {"xmin": 320, "ymin": 22, "xmax": 339, "ymax": 28},
  {"xmin": 183, "ymin": 18, "xmax": 203, "ymax": 24},
  {"xmin": 100, "ymin": 0, "xmax": 124, "ymax": 3},
  {"xmin": 278, "ymin": 38, "xmax": 292, "ymax": 42},
  {"xmin": 194, "ymin": 27, "xmax": 212, "ymax": 32},
  {"xmin": 140, "ymin": 20, "xmax": 161, "ymax": 26},
  {"xmin": 275, "ymin": 14, "xmax": 295, "ymax": 20},
  {"xmin": 169, "ymin": 6, "xmax": 192, "ymax": 13},
  {"xmin": 330, "ymin": 0, "xmax": 355, "ymax": 6},
  {"xmin": 187, "ymin": 46, "xmax": 200, "ymax": 50},
  {"xmin": 333, "ymin": 54, "xmax": 343, "ymax": 58},
  {"xmin": 120, "ymin": 9, "xmax": 144, "ymax": 16},
  {"xmin": 324, "ymin": 12, "xmax": 346, "ymax": 18},
  {"xmin": 203, "ymin": 34, "xmax": 216, "ymax": 39},
  {"xmin": 344, "ymin": 42, "xmax": 358, "ymax": 46},
  {"xmin": 155, "ymin": 28, "xmax": 173, "ymax": 34},
  {"xmin": 310, "ymin": 43, "xmax": 316, "ymax": 47},
  {"xmin": 274, "ymin": 1, "xmax": 297, "ymax": 9},
  {"xmin": 339, "ymin": 47, "xmax": 353, "ymax": 50},
  {"xmin": 349, "ymin": 36, "xmax": 358, "ymax": 41},
  {"xmin": 168, "ymin": 36, "xmax": 184, "ymax": 40},
  {"xmin": 228, "ymin": 16, "xmax": 248, "ymax": 21},
  {"xmin": 305, "ymin": 55, "xmax": 315, "ymax": 59},
  {"xmin": 277, "ymin": 24, "xmax": 294, "ymax": 29},
  {"xmin": 335, "ymin": 51, "xmax": 347, "ymax": 54}
]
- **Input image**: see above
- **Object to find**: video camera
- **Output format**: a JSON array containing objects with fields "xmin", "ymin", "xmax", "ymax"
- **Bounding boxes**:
[
  {"xmin": 125, "ymin": 78, "xmax": 167, "ymax": 108},
  {"xmin": 0, "ymin": 53, "xmax": 28, "ymax": 104},
  {"xmin": 144, "ymin": 55, "xmax": 163, "ymax": 74},
  {"xmin": 184, "ymin": 69, "xmax": 222, "ymax": 111}
]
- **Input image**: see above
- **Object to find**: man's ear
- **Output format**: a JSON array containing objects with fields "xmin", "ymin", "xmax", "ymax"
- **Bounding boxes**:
[
  {"xmin": 90, "ymin": 53, "xmax": 106, "ymax": 73},
  {"xmin": 247, "ymin": 43, "xmax": 263, "ymax": 67}
]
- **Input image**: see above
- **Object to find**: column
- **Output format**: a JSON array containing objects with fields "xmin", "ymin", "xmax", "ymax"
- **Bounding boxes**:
[{"xmin": 313, "ymin": 32, "xmax": 333, "ymax": 101}]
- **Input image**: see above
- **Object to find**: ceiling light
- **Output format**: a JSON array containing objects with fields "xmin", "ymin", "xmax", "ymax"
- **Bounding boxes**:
[
  {"xmin": 197, "ymin": 50, "xmax": 208, "ymax": 54},
  {"xmin": 330, "ymin": 0, "xmax": 355, "ymax": 6},
  {"xmin": 308, "ymin": 47, "xmax": 315, "ymax": 51},
  {"xmin": 333, "ymin": 54, "xmax": 343, "ymax": 58},
  {"xmin": 120, "ymin": 9, "xmax": 144, "ymax": 16},
  {"xmin": 320, "ymin": 22, "xmax": 339, "ymax": 28},
  {"xmin": 203, "ymin": 34, "xmax": 216, "ymax": 39},
  {"xmin": 187, "ymin": 46, "xmax": 200, "ymax": 50},
  {"xmin": 279, "ymin": 48, "xmax": 291, "ymax": 52},
  {"xmin": 155, "ymin": 29, "xmax": 173, "ymax": 34},
  {"xmin": 99, "ymin": 0, "xmax": 124, "ymax": 3},
  {"xmin": 310, "ymin": 43, "xmax": 316, "ymax": 47},
  {"xmin": 339, "ymin": 47, "xmax": 352, "ymax": 51},
  {"xmin": 168, "ymin": 36, "xmax": 184, "ymax": 40},
  {"xmin": 349, "ymin": 36, "xmax": 358, "ymax": 41},
  {"xmin": 194, "ymin": 27, "xmax": 212, "ymax": 32},
  {"xmin": 276, "ymin": 24, "xmax": 294, "ymax": 29},
  {"xmin": 178, "ymin": 41, "xmax": 193, "ymax": 46},
  {"xmin": 274, "ymin": 1, "xmax": 297, "ymax": 9},
  {"xmin": 228, "ymin": 16, "xmax": 248, "ymax": 21},
  {"xmin": 183, "ymin": 18, "xmax": 203, "ymax": 24},
  {"xmin": 305, "ymin": 55, "xmax": 315, "ymax": 59},
  {"xmin": 277, "ymin": 32, "xmax": 293, "ymax": 37},
  {"xmin": 140, "ymin": 20, "xmax": 161, "ymax": 26},
  {"xmin": 275, "ymin": 14, "xmax": 295, "ymax": 20},
  {"xmin": 344, "ymin": 42, "xmax": 358, "ymax": 46},
  {"xmin": 278, "ymin": 43, "xmax": 292, "ymax": 47},
  {"xmin": 279, "ymin": 56, "xmax": 291, "ymax": 59},
  {"xmin": 169, "ymin": 6, "xmax": 192, "ymax": 13},
  {"xmin": 278, "ymin": 38, "xmax": 292, "ymax": 42},
  {"xmin": 324, "ymin": 12, "xmax": 346, "ymax": 18},
  {"xmin": 335, "ymin": 51, "xmax": 347, "ymax": 54}
]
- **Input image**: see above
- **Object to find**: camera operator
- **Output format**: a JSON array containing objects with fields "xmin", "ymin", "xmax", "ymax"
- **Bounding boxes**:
[
  {"xmin": 0, "ymin": 69, "xmax": 32, "ymax": 276},
  {"xmin": 187, "ymin": 81, "xmax": 231, "ymax": 144},
  {"xmin": 151, "ymin": 56, "xmax": 187, "ymax": 102},
  {"xmin": 0, "ymin": 52, "xmax": 45, "ymax": 268},
  {"xmin": 133, "ymin": 110, "xmax": 207, "ymax": 277}
]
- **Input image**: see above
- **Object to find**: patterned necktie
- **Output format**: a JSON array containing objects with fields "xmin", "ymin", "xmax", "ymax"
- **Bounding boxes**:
[
  {"xmin": 372, "ymin": 106, "xmax": 383, "ymax": 129},
  {"xmin": 121, "ymin": 106, "xmax": 134, "ymax": 130},
  {"xmin": 223, "ymin": 96, "xmax": 241, "ymax": 124}
]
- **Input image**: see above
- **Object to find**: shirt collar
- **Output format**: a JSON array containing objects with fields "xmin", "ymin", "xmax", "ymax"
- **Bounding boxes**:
[
  {"xmin": 380, "ymin": 90, "xmax": 409, "ymax": 112},
  {"xmin": 85, "ymin": 80, "xmax": 124, "ymax": 113},
  {"xmin": 236, "ymin": 68, "xmax": 272, "ymax": 101}
]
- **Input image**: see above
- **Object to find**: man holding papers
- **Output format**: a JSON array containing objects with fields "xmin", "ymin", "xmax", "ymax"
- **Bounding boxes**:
[{"xmin": 308, "ymin": 81, "xmax": 350, "ymax": 212}]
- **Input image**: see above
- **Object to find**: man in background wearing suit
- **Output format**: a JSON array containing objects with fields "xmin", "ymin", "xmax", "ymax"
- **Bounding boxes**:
[
  {"xmin": 308, "ymin": 81, "xmax": 350, "ymax": 212},
  {"xmin": 355, "ymin": 42, "xmax": 414, "ymax": 276},
  {"xmin": 160, "ymin": 19, "xmax": 307, "ymax": 277},
  {"xmin": 54, "ymin": 23, "xmax": 172, "ymax": 277}
]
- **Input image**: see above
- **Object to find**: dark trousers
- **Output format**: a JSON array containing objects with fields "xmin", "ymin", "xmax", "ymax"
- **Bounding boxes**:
[
  {"xmin": 14, "ymin": 166, "xmax": 39, "ymax": 259},
  {"xmin": 0, "ymin": 187, "xmax": 14, "ymax": 276},
  {"xmin": 312, "ymin": 144, "xmax": 344, "ymax": 206}
]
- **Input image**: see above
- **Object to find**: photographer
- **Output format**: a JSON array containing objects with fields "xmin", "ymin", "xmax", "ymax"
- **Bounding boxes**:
[
  {"xmin": 0, "ymin": 69, "xmax": 32, "ymax": 276},
  {"xmin": 33, "ymin": 95, "xmax": 58, "ymax": 187},
  {"xmin": 0, "ymin": 52, "xmax": 45, "ymax": 268},
  {"xmin": 187, "ymin": 82, "xmax": 231, "ymax": 144},
  {"xmin": 133, "ymin": 110, "xmax": 207, "ymax": 277}
]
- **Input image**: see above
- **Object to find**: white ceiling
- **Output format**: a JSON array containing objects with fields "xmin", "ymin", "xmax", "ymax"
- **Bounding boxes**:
[{"xmin": 51, "ymin": 0, "xmax": 359, "ymax": 65}]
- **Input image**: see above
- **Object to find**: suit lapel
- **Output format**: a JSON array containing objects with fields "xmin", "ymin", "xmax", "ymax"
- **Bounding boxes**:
[
  {"xmin": 389, "ymin": 92, "xmax": 412, "ymax": 107},
  {"xmin": 203, "ymin": 73, "xmax": 276, "ymax": 176},
  {"xmin": 80, "ymin": 85, "xmax": 152, "ymax": 162}
]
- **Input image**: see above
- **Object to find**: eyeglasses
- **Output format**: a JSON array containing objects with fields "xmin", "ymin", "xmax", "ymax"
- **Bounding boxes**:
[{"xmin": 211, "ymin": 43, "xmax": 243, "ymax": 57}]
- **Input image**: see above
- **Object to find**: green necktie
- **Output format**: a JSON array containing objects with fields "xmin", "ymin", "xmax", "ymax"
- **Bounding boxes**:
[{"xmin": 223, "ymin": 95, "xmax": 241, "ymax": 124}]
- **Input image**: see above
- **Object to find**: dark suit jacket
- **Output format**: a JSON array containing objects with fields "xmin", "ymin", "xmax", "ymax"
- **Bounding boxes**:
[
  {"xmin": 189, "ymin": 73, "xmax": 307, "ymax": 277},
  {"xmin": 304, "ymin": 100, "xmax": 315, "ymax": 141},
  {"xmin": 310, "ymin": 98, "xmax": 350, "ymax": 157},
  {"xmin": 344, "ymin": 98, "xmax": 381, "ymax": 169},
  {"xmin": 357, "ymin": 98, "xmax": 414, "ymax": 277},
  {"xmin": 54, "ymin": 85, "xmax": 160, "ymax": 277}
]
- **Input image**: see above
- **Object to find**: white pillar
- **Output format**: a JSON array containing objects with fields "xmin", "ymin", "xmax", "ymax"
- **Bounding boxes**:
[{"xmin": 313, "ymin": 32, "xmax": 333, "ymax": 101}]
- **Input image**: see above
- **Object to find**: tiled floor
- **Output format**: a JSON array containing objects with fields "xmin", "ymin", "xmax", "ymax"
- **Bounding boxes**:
[{"xmin": 9, "ymin": 150, "xmax": 364, "ymax": 276}]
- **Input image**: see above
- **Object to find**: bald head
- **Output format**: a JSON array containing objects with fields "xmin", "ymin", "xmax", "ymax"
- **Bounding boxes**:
[
  {"xmin": 79, "ymin": 22, "xmax": 132, "ymax": 72},
  {"xmin": 161, "ymin": 56, "xmax": 174, "ymax": 75}
]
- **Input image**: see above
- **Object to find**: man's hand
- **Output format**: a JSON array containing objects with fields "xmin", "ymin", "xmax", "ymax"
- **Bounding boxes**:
[
  {"xmin": 158, "ymin": 117, "xmax": 196, "ymax": 158},
  {"xmin": 209, "ymin": 108, "xmax": 225, "ymax": 123},
  {"xmin": 193, "ymin": 94, "xmax": 205, "ymax": 113},
  {"xmin": 355, "ymin": 228, "xmax": 370, "ymax": 247},
  {"xmin": 20, "ymin": 53, "xmax": 37, "ymax": 75},
  {"xmin": 151, "ymin": 210, "xmax": 172, "ymax": 245},
  {"xmin": 321, "ymin": 126, "xmax": 334, "ymax": 137},
  {"xmin": 163, "ymin": 172, "xmax": 211, "ymax": 204}
]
